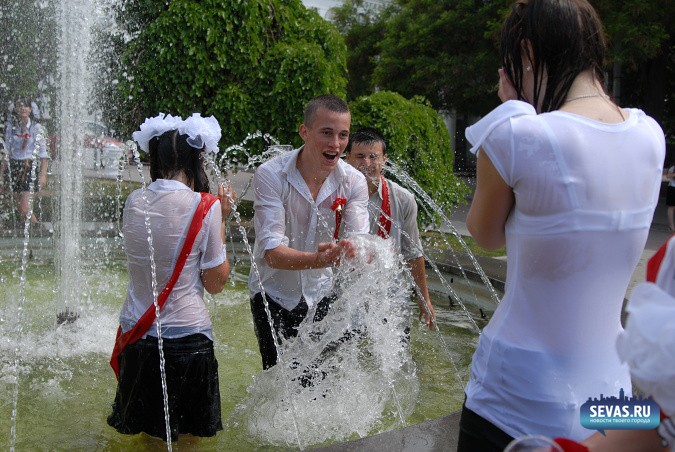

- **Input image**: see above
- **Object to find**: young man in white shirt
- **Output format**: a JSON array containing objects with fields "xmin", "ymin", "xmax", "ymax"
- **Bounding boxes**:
[
  {"xmin": 345, "ymin": 127, "xmax": 436, "ymax": 330},
  {"xmin": 248, "ymin": 94, "xmax": 370, "ymax": 369}
]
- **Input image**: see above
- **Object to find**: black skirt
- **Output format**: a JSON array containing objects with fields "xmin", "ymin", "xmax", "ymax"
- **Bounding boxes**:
[
  {"xmin": 667, "ymin": 185, "xmax": 675, "ymax": 207},
  {"xmin": 9, "ymin": 159, "xmax": 33, "ymax": 193},
  {"xmin": 107, "ymin": 333, "xmax": 223, "ymax": 441}
]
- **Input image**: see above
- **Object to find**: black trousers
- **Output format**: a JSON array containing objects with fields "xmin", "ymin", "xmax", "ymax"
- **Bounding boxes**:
[
  {"xmin": 250, "ymin": 293, "xmax": 334, "ymax": 370},
  {"xmin": 457, "ymin": 402, "xmax": 514, "ymax": 452}
]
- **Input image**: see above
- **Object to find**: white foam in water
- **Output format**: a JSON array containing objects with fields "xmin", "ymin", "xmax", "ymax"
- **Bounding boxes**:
[
  {"xmin": 233, "ymin": 234, "xmax": 420, "ymax": 447},
  {"xmin": 0, "ymin": 305, "xmax": 118, "ymax": 362}
]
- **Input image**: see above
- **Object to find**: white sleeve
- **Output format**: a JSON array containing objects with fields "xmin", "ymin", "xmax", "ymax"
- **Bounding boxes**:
[
  {"xmin": 465, "ymin": 100, "xmax": 536, "ymax": 187},
  {"xmin": 253, "ymin": 164, "xmax": 290, "ymax": 250},
  {"xmin": 200, "ymin": 200, "xmax": 226, "ymax": 270}
]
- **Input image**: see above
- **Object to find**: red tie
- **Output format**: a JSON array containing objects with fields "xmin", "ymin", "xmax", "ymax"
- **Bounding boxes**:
[
  {"xmin": 377, "ymin": 176, "xmax": 391, "ymax": 238},
  {"xmin": 16, "ymin": 132, "xmax": 31, "ymax": 150}
]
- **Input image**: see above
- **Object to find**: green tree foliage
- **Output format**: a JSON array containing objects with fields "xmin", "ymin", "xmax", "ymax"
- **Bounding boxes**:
[
  {"xmin": 350, "ymin": 91, "xmax": 470, "ymax": 220},
  {"xmin": 372, "ymin": 0, "xmax": 505, "ymax": 116},
  {"xmin": 329, "ymin": 0, "xmax": 384, "ymax": 100},
  {"xmin": 92, "ymin": 0, "xmax": 347, "ymax": 150},
  {"xmin": 594, "ymin": 0, "xmax": 675, "ymax": 142},
  {"xmin": 333, "ymin": 0, "xmax": 673, "ymax": 144},
  {"xmin": 0, "ymin": 0, "xmax": 58, "ymax": 122}
]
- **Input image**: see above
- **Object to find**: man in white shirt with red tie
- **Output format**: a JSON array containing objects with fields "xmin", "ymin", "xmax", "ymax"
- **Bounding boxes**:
[{"xmin": 345, "ymin": 127, "xmax": 436, "ymax": 330}]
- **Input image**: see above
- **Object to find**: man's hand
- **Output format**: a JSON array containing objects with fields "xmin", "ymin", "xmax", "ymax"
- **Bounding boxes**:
[
  {"xmin": 418, "ymin": 300, "xmax": 436, "ymax": 331},
  {"xmin": 316, "ymin": 239, "xmax": 358, "ymax": 267}
]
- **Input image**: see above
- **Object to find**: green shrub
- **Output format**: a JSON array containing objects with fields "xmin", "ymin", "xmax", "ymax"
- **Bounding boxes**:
[{"xmin": 350, "ymin": 91, "xmax": 470, "ymax": 223}]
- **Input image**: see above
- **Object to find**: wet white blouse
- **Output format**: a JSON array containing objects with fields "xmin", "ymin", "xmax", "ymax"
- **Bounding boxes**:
[
  {"xmin": 464, "ymin": 100, "xmax": 665, "ymax": 441},
  {"xmin": 4, "ymin": 119, "xmax": 49, "ymax": 160},
  {"xmin": 119, "ymin": 179, "xmax": 226, "ymax": 340},
  {"xmin": 248, "ymin": 147, "xmax": 369, "ymax": 310}
]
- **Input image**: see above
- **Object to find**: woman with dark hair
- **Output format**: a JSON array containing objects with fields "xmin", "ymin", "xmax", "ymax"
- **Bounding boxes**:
[
  {"xmin": 108, "ymin": 113, "xmax": 235, "ymax": 441},
  {"xmin": 3, "ymin": 96, "xmax": 49, "ymax": 225},
  {"xmin": 458, "ymin": 0, "xmax": 666, "ymax": 450},
  {"xmin": 665, "ymin": 162, "xmax": 675, "ymax": 232}
]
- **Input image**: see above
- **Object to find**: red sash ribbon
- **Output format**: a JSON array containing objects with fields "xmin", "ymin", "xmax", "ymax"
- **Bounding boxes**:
[
  {"xmin": 377, "ymin": 175, "xmax": 392, "ymax": 238},
  {"xmin": 109, "ymin": 192, "xmax": 219, "ymax": 380}
]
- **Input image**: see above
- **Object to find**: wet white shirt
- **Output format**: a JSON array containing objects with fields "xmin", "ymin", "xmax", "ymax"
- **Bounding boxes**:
[
  {"xmin": 119, "ymin": 179, "xmax": 226, "ymax": 339},
  {"xmin": 464, "ymin": 100, "xmax": 665, "ymax": 441},
  {"xmin": 248, "ymin": 147, "xmax": 369, "ymax": 310},
  {"xmin": 4, "ymin": 119, "xmax": 49, "ymax": 160},
  {"xmin": 367, "ymin": 178, "xmax": 423, "ymax": 261}
]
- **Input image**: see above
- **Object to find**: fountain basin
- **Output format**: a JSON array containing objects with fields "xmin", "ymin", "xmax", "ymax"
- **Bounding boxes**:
[{"xmin": 0, "ymin": 248, "xmax": 498, "ymax": 450}]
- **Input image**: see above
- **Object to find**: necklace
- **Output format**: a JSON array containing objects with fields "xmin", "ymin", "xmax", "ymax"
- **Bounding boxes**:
[
  {"xmin": 565, "ymin": 93, "xmax": 604, "ymax": 103},
  {"xmin": 564, "ymin": 92, "xmax": 625, "ymax": 121}
]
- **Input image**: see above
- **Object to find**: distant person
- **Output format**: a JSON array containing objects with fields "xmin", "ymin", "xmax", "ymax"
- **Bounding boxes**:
[
  {"xmin": 248, "ymin": 94, "xmax": 369, "ymax": 370},
  {"xmin": 4, "ymin": 97, "xmax": 49, "ymax": 226},
  {"xmin": 344, "ymin": 127, "xmax": 436, "ymax": 330},
  {"xmin": 108, "ymin": 113, "xmax": 234, "ymax": 441},
  {"xmin": 664, "ymin": 163, "xmax": 675, "ymax": 232},
  {"xmin": 458, "ymin": 0, "xmax": 666, "ymax": 450}
]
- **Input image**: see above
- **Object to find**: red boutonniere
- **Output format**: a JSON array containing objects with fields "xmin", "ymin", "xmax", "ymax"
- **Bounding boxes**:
[
  {"xmin": 331, "ymin": 197, "xmax": 347, "ymax": 240},
  {"xmin": 331, "ymin": 197, "xmax": 347, "ymax": 212}
]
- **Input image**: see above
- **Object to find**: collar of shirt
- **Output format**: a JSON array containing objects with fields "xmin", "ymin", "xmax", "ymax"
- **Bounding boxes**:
[
  {"xmin": 147, "ymin": 178, "xmax": 192, "ymax": 192},
  {"xmin": 13, "ymin": 118, "xmax": 32, "ymax": 133},
  {"xmin": 376, "ymin": 176, "xmax": 387, "ymax": 201},
  {"xmin": 281, "ymin": 146, "xmax": 348, "ymax": 204}
]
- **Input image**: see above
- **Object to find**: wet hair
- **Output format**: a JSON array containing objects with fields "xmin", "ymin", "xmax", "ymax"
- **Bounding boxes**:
[
  {"xmin": 303, "ymin": 94, "xmax": 350, "ymax": 127},
  {"xmin": 345, "ymin": 127, "xmax": 387, "ymax": 156},
  {"xmin": 500, "ymin": 0, "xmax": 607, "ymax": 112},
  {"xmin": 148, "ymin": 129, "xmax": 210, "ymax": 193}
]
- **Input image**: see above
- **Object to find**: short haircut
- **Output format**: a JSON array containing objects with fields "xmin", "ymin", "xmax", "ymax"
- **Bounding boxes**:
[
  {"xmin": 303, "ymin": 94, "xmax": 349, "ymax": 127},
  {"xmin": 345, "ymin": 127, "xmax": 387, "ymax": 156}
]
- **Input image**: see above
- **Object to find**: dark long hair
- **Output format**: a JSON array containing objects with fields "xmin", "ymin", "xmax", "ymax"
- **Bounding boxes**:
[
  {"xmin": 500, "ymin": 0, "xmax": 607, "ymax": 113},
  {"xmin": 148, "ymin": 130, "xmax": 210, "ymax": 193}
]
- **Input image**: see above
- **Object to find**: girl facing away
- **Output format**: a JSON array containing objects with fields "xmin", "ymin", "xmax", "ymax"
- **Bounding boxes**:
[
  {"xmin": 458, "ymin": 0, "xmax": 666, "ymax": 450},
  {"xmin": 107, "ymin": 113, "xmax": 235, "ymax": 441}
]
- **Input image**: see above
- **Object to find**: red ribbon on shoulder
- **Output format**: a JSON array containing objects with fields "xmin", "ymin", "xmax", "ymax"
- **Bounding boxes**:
[
  {"xmin": 109, "ymin": 192, "xmax": 219, "ymax": 380},
  {"xmin": 331, "ymin": 197, "xmax": 347, "ymax": 241}
]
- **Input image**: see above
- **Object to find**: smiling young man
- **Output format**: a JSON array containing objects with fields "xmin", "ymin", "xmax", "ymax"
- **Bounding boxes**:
[
  {"xmin": 248, "ymin": 94, "xmax": 370, "ymax": 370},
  {"xmin": 345, "ymin": 127, "xmax": 436, "ymax": 330}
]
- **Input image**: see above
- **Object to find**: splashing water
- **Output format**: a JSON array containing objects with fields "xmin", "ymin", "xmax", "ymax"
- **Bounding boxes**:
[{"xmin": 232, "ymin": 234, "xmax": 420, "ymax": 447}]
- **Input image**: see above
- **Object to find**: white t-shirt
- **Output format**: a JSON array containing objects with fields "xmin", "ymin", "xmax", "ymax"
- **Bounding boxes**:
[
  {"xmin": 464, "ymin": 100, "xmax": 666, "ymax": 440},
  {"xmin": 119, "ymin": 179, "xmax": 226, "ymax": 340},
  {"xmin": 248, "ymin": 147, "xmax": 369, "ymax": 310},
  {"xmin": 367, "ymin": 178, "xmax": 423, "ymax": 261}
]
